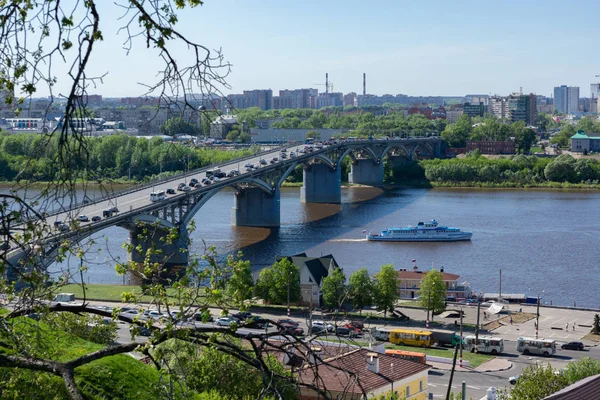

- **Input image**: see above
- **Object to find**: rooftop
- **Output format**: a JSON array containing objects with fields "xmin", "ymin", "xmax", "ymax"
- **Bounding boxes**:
[
  {"xmin": 297, "ymin": 348, "xmax": 430, "ymax": 395},
  {"xmin": 397, "ymin": 268, "xmax": 460, "ymax": 281},
  {"xmin": 544, "ymin": 374, "xmax": 600, "ymax": 400},
  {"xmin": 571, "ymin": 131, "xmax": 600, "ymax": 140}
]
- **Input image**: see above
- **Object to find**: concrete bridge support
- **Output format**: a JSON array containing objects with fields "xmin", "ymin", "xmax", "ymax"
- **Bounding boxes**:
[
  {"xmin": 300, "ymin": 163, "xmax": 341, "ymax": 204},
  {"xmin": 348, "ymin": 159, "xmax": 384, "ymax": 186},
  {"xmin": 128, "ymin": 224, "xmax": 189, "ymax": 268},
  {"xmin": 231, "ymin": 187, "xmax": 280, "ymax": 227}
]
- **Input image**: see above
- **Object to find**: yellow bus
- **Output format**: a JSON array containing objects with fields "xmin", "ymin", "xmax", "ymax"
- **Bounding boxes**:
[{"xmin": 389, "ymin": 329, "xmax": 433, "ymax": 348}]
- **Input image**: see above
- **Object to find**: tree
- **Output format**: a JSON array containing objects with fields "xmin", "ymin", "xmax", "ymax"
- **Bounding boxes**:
[
  {"xmin": 544, "ymin": 155, "xmax": 577, "ymax": 182},
  {"xmin": 592, "ymin": 314, "xmax": 600, "ymax": 334},
  {"xmin": 348, "ymin": 268, "xmax": 374, "ymax": 314},
  {"xmin": 418, "ymin": 270, "xmax": 447, "ymax": 316},
  {"xmin": 255, "ymin": 258, "xmax": 301, "ymax": 305},
  {"xmin": 563, "ymin": 357, "xmax": 600, "ymax": 384},
  {"xmin": 498, "ymin": 363, "xmax": 569, "ymax": 400},
  {"xmin": 160, "ymin": 117, "xmax": 200, "ymax": 136},
  {"xmin": 373, "ymin": 265, "xmax": 399, "ymax": 317},
  {"xmin": 514, "ymin": 126, "xmax": 537, "ymax": 154},
  {"xmin": 321, "ymin": 267, "xmax": 347, "ymax": 309},
  {"xmin": 225, "ymin": 254, "xmax": 254, "ymax": 308},
  {"xmin": 441, "ymin": 114, "xmax": 473, "ymax": 147},
  {"xmin": 306, "ymin": 130, "xmax": 320, "ymax": 140}
]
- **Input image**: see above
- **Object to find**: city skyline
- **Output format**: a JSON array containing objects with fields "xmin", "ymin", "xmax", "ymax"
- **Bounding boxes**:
[{"xmin": 40, "ymin": 0, "xmax": 600, "ymax": 98}]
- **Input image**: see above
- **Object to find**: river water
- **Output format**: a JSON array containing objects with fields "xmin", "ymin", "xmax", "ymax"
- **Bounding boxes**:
[{"xmin": 3, "ymin": 185, "xmax": 600, "ymax": 308}]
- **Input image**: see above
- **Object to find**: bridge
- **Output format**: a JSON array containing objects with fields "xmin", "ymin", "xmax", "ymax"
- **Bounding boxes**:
[{"xmin": 4, "ymin": 137, "xmax": 443, "ymax": 279}]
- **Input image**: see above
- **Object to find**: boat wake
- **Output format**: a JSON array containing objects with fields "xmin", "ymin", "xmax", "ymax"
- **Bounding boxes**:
[{"xmin": 329, "ymin": 238, "xmax": 368, "ymax": 242}]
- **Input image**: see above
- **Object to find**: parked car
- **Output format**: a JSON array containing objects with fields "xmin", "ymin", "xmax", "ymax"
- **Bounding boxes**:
[
  {"xmin": 215, "ymin": 317, "xmax": 239, "ymax": 327},
  {"xmin": 166, "ymin": 188, "xmax": 176, "ymax": 194},
  {"xmin": 561, "ymin": 341, "xmax": 584, "ymax": 350},
  {"xmin": 232, "ymin": 311, "xmax": 253, "ymax": 320},
  {"xmin": 279, "ymin": 323, "xmax": 304, "ymax": 335},
  {"xmin": 335, "ymin": 326, "xmax": 358, "ymax": 338},
  {"xmin": 312, "ymin": 320, "xmax": 334, "ymax": 332},
  {"xmin": 244, "ymin": 316, "xmax": 269, "ymax": 329},
  {"xmin": 508, "ymin": 375, "xmax": 520, "ymax": 385},
  {"xmin": 91, "ymin": 216, "xmax": 101, "ymax": 222},
  {"xmin": 276, "ymin": 318, "xmax": 298, "ymax": 327},
  {"xmin": 188, "ymin": 312, "xmax": 213, "ymax": 322},
  {"xmin": 130, "ymin": 325, "xmax": 151, "ymax": 336},
  {"xmin": 310, "ymin": 325, "xmax": 328, "ymax": 335},
  {"xmin": 78, "ymin": 215, "xmax": 89, "ymax": 222},
  {"xmin": 145, "ymin": 310, "xmax": 165, "ymax": 319}
]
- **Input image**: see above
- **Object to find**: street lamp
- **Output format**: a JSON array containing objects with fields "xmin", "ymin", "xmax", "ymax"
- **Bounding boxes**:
[
  {"xmin": 287, "ymin": 271, "xmax": 292, "ymax": 317},
  {"xmin": 529, "ymin": 288, "xmax": 545, "ymax": 339}
]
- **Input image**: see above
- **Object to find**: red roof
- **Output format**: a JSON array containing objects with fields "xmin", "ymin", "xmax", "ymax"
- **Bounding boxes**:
[{"xmin": 297, "ymin": 348, "xmax": 430, "ymax": 396}]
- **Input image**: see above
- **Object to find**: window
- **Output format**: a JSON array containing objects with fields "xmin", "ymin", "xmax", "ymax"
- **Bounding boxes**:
[{"xmin": 419, "ymin": 380, "xmax": 423, "ymax": 392}]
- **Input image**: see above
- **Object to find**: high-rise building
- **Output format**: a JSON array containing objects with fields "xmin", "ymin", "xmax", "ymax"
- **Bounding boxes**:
[
  {"xmin": 591, "ymin": 83, "xmax": 600, "ymax": 99},
  {"xmin": 488, "ymin": 96, "xmax": 509, "ymax": 120},
  {"xmin": 463, "ymin": 102, "xmax": 486, "ymax": 118},
  {"xmin": 507, "ymin": 93, "xmax": 536, "ymax": 125},
  {"xmin": 243, "ymin": 89, "xmax": 273, "ymax": 110},
  {"xmin": 553, "ymin": 85, "xmax": 579, "ymax": 114}
]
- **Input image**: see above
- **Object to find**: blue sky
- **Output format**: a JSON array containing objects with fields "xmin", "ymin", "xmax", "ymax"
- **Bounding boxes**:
[{"xmin": 53, "ymin": 0, "xmax": 600, "ymax": 98}]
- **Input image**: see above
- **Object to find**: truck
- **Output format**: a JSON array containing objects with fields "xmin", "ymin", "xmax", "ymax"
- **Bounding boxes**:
[{"xmin": 430, "ymin": 329, "xmax": 461, "ymax": 347}]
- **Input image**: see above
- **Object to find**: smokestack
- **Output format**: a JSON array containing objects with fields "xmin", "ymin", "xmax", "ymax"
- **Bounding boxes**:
[
  {"xmin": 363, "ymin": 73, "xmax": 366, "ymax": 96},
  {"xmin": 366, "ymin": 352, "xmax": 379, "ymax": 374},
  {"xmin": 325, "ymin": 73, "xmax": 329, "ymax": 94}
]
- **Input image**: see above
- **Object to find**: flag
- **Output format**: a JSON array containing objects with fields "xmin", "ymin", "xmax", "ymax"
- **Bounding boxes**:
[{"xmin": 411, "ymin": 259, "xmax": 416, "ymax": 263}]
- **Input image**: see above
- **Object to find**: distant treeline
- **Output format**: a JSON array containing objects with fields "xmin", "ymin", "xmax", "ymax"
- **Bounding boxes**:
[
  {"xmin": 420, "ymin": 153, "xmax": 600, "ymax": 186},
  {"xmin": 0, "ymin": 133, "xmax": 255, "ymax": 182}
]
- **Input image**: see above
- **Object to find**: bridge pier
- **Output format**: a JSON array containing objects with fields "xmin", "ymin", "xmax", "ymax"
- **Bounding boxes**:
[
  {"xmin": 300, "ymin": 163, "xmax": 341, "ymax": 204},
  {"xmin": 348, "ymin": 159, "xmax": 384, "ymax": 186},
  {"xmin": 231, "ymin": 187, "xmax": 280, "ymax": 227},
  {"xmin": 128, "ymin": 224, "xmax": 189, "ymax": 268}
]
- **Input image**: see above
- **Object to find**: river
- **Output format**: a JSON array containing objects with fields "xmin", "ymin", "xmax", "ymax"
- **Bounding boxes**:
[{"xmin": 3, "ymin": 185, "xmax": 600, "ymax": 308}]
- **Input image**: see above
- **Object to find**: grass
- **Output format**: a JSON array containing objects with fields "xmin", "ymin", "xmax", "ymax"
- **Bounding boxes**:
[
  {"xmin": 582, "ymin": 333, "xmax": 600, "ymax": 343},
  {"xmin": 56, "ymin": 283, "xmax": 178, "ymax": 303},
  {"xmin": 0, "ymin": 317, "xmax": 164, "ymax": 400},
  {"xmin": 384, "ymin": 344, "xmax": 493, "ymax": 368}
]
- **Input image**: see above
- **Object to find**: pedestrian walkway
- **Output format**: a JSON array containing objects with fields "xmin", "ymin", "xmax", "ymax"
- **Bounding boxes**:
[{"xmin": 428, "ymin": 358, "xmax": 512, "ymax": 373}]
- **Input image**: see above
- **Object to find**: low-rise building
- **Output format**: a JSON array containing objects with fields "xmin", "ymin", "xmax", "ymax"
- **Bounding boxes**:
[
  {"xmin": 466, "ymin": 140, "xmax": 516, "ymax": 155},
  {"xmin": 397, "ymin": 266, "xmax": 471, "ymax": 300},
  {"xmin": 297, "ymin": 348, "xmax": 431, "ymax": 399},
  {"xmin": 209, "ymin": 114, "xmax": 238, "ymax": 139},
  {"xmin": 570, "ymin": 131, "xmax": 600, "ymax": 153},
  {"xmin": 276, "ymin": 253, "xmax": 340, "ymax": 306}
]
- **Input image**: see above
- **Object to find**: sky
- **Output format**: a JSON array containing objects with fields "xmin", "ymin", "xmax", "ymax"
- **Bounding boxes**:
[{"xmin": 45, "ymin": 0, "xmax": 600, "ymax": 98}]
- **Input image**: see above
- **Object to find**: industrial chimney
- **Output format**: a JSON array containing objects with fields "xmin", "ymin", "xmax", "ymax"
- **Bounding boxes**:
[
  {"xmin": 366, "ymin": 352, "xmax": 379, "ymax": 374},
  {"xmin": 326, "ymin": 73, "xmax": 329, "ymax": 94},
  {"xmin": 363, "ymin": 73, "xmax": 366, "ymax": 96}
]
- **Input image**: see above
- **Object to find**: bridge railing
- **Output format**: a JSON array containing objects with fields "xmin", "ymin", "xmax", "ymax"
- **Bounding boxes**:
[{"xmin": 41, "ymin": 144, "xmax": 288, "ymax": 218}]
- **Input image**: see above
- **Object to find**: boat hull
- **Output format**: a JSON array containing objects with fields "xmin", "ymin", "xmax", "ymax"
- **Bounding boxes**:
[{"xmin": 366, "ymin": 233, "xmax": 472, "ymax": 242}]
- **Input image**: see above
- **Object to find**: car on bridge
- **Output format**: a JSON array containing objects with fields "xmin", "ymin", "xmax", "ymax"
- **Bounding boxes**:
[
  {"xmin": 102, "ymin": 210, "xmax": 113, "ymax": 218},
  {"xmin": 212, "ymin": 177, "xmax": 221, "ymax": 183},
  {"xmin": 181, "ymin": 186, "xmax": 192, "ymax": 192},
  {"xmin": 177, "ymin": 183, "xmax": 186, "ymax": 191},
  {"xmin": 91, "ymin": 216, "xmax": 101, "ymax": 222},
  {"xmin": 259, "ymin": 159, "xmax": 267, "ymax": 165},
  {"xmin": 109, "ymin": 206, "xmax": 119, "ymax": 213},
  {"xmin": 78, "ymin": 215, "xmax": 89, "ymax": 222},
  {"xmin": 166, "ymin": 188, "xmax": 176, "ymax": 194}
]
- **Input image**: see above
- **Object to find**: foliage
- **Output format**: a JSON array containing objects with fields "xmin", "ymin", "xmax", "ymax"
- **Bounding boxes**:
[
  {"xmin": 441, "ymin": 114, "xmax": 472, "ymax": 147},
  {"xmin": 160, "ymin": 117, "xmax": 200, "ymax": 137},
  {"xmin": 563, "ymin": 357, "xmax": 600, "ymax": 384},
  {"xmin": 421, "ymin": 154, "xmax": 600, "ymax": 186},
  {"xmin": 320, "ymin": 267, "xmax": 347, "ymax": 309},
  {"xmin": 592, "ymin": 314, "xmax": 600, "ymax": 334},
  {"xmin": 46, "ymin": 312, "xmax": 118, "ymax": 345},
  {"xmin": 255, "ymin": 258, "xmax": 301, "ymax": 305},
  {"xmin": 418, "ymin": 270, "xmax": 447, "ymax": 316},
  {"xmin": 155, "ymin": 339, "xmax": 296, "ymax": 400},
  {"xmin": 373, "ymin": 265, "xmax": 399, "ymax": 317},
  {"xmin": 225, "ymin": 254, "xmax": 255, "ymax": 309},
  {"xmin": 498, "ymin": 363, "xmax": 569, "ymax": 400},
  {"xmin": 348, "ymin": 268, "xmax": 374, "ymax": 314},
  {"xmin": 0, "ymin": 133, "xmax": 254, "ymax": 182},
  {"xmin": 550, "ymin": 125, "xmax": 575, "ymax": 148},
  {"xmin": 306, "ymin": 130, "xmax": 320, "ymax": 139}
]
